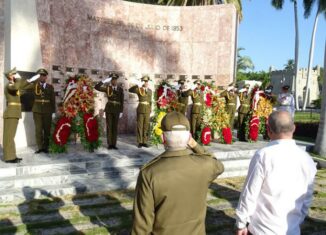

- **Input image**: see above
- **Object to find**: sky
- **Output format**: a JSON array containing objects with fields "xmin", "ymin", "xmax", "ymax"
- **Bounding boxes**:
[{"xmin": 238, "ymin": 0, "xmax": 326, "ymax": 72}]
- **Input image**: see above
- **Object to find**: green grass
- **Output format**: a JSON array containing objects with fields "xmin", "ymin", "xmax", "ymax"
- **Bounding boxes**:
[{"xmin": 294, "ymin": 111, "xmax": 320, "ymax": 123}]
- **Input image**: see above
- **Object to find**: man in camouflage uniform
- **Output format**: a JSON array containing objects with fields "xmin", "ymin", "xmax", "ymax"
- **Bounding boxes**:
[
  {"xmin": 129, "ymin": 75, "xmax": 152, "ymax": 148},
  {"xmin": 132, "ymin": 111, "xmax": 224, "ymax": 234},
  {"xmin": 25, "ymin": 68, "xmax": 55, "ymax": 153},
  {"xmin": 237, "ymin": 84, "xmax": 251, "ymax": 141},
  {"xmin": 95, "ymin": 73, "xmax": 124, "ymax": 149},
  {"xmin": 190, "ymin": 79, "xmax": 204, "ymax": 139},
  {"xmin": 2, "ymin": 67, "xmax": 26, "ymax": 163},
  {"xmin": 220, "ymin": 83, "xmax": 238, "ymax": 129}
]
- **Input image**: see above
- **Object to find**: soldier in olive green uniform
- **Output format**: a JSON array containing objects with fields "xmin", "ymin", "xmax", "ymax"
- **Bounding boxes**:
[
  {"xmin": 95, "ymin": 73, "xmax": 124, "ymax": 149},
  {"xmin": 2, "ymin": 68, "xmax": 26, "ymax": 163},
  {"xmin": 132, "ymin": 111, "xmax": 224, "ymax": 235},
  {"xmin": 24, "ymin": 68, "xmax": 55, "ymax": 153},
  {"xmin": 237, "ymin": 84, "xmax": 251, "ymax": 141},
  {"xmin": 128, "ymin": 75, "xmax": 152, "ymax": 148},
  {"xmin": 176, "ymin": 78, "xmax": 191, "ymax": 115},
  {"xmin": 220, "ymin": 83, "xmax": 238, "ymax": 129},
  {"xmin": 190, "ymin": 79, "xmax": 204, "ymax": 139}
]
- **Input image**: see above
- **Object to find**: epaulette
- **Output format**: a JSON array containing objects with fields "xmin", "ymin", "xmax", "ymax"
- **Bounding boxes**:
[{"xmin": 140, "ymin": 156, "xmax": 162, "ymax": 170}]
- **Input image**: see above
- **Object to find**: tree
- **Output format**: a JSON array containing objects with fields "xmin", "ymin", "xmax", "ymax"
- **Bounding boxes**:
[
  {"xmin": 284, "ymin": 59, "xmax": 295, "ymax": 70},
  {"xmin": 272, "ymin": 0, "xmax": 300, "ymax": 110},
  {"xmin": 314, "ymin": 41, "xmax": 326, "ymax": 157},
  {"xmin": 237, "ymin": 47, "xmax": 255, "ymax": 72},
  {"xmin": 302, "ymin": 0, "xmax": 326, "ymax": 110}
]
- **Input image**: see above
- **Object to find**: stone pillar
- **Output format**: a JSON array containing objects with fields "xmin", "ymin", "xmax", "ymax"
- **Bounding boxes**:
[
  {"xmin": 2, "ymin": 0, "xmax": 43, "ymax": 147},
  {"xmin": 0, "ymin": 0, "xmax": 5, "ymax": 148}
]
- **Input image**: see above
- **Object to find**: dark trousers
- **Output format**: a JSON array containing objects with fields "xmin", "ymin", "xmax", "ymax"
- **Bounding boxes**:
[
  {"xmin": 33, "ymin": 112, "xmax": 52, "ymax": 150},
  {"xmin": 3, "ymin": 118, "xmax": 19, "ymax": 161},
  {"xmin": 137, "ymin": 113, "xmax": 150, "ymax": 144},
  {"xmin": 106, "ymin": 112, "xmax": 119, "ymax": 146}
]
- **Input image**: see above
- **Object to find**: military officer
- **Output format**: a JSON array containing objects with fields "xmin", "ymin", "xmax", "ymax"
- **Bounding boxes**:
[
  {"xmin": 95, "ymin": 73, "xmax": 124, "ymax": 149},
  {"xmin": 176, "ymin": 78, "xmax": 191, "ymax": 115},
  {"xmin": 220, "ymin": 83, "xmax": 238, "ymax": 129},
  {"xmin": 2, "ymin": 67, "xmax": 26, "ymax": 163},
  {"xmin": 132, "ymin": 111, "xmax": 224, "ymax": 234},
  {"xmin": 190, "ymin": 79, "xmax": 204, "ymax": 139},
  {"xmin": 25, "ymin": 68, "xmax": 55, "ymax": 153},
  {"xmin": 277, "ymin": 85, "xmax": 295, "ymax": 118},
  {"xmin": 237, "ymin": 84, "xmax": 251, "ymax": 141},
  {"xmin": 128, "ymin": 75, "xmax": 152, "ymax": 148}
]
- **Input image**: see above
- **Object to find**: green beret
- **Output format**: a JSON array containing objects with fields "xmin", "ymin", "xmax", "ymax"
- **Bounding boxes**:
[
  {"xmin": 4, "ymin": 67, "xmax": 17, "ymax": 78},
  {"xmin": 141, "ymin": 75, "xmax": 150, "ymax": 82},
  {"xmin": 36, "ymin": 68, "xmax": 48, "ymax": 76},
  {"xmin": 161, "ymin": 111, "xmax": 190, "ymax": 132}
]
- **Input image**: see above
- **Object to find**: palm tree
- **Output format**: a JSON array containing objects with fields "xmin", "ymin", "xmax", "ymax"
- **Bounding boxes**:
[
  {"xmin": 271, "ymin": 0, "xmax": 300, "ymax": 110},
  {"xmin": 302, "ymin": 0, "xmax": 326, "ymax": 110},
  {"xmin": 284, "ymin": 59, "xmax": 295, "ymax": 70},
  {"xmin": 314, "ymin": 41, "xmax": 326, "ymax": 157},
  {"xmin": 237, "ymin": 47, "xmax": 255, "ymax": 72}
]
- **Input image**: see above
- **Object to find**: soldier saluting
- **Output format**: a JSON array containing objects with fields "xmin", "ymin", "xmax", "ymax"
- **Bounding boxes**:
[
  {"xmin": 95, "ymin": 73, "xmax": 124, "ymax": 150},
  {"xmin": 25, "ymin": 68, "xmax": 55, "ymax": 154},
  {"xmin": 220, "ymin": 82, "xmax": 238, "ymax": 129},
  {"xmin": 176, "ymin": 78, "xmax": 191, "ymax": 115},
  {"xmin": 190, "ymin": 79, "xmax": 204, "ymax": 139},
  {"xmin": 129, "ymin": 75, "xmax": 152, "ymax": 148},
  {"xmin": 237, "ymin": 84, "xmax": 251, "ymax": 141},
  {"xmin": 2, "ymin": 67, "xmax": 26, "ymax": 163}
]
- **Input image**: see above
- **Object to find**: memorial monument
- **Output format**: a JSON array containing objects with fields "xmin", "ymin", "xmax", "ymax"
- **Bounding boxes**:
[{"xmin": 0, "ymin": 0, "xmax": 237, "ymax": 147}]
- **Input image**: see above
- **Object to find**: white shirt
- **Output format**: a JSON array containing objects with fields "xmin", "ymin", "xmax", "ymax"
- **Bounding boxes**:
[
  {"xmin": 277, "ymin": 93, "xmax": 295, "ymax": 117},
  {"xmin": 236, "ymin": 139, "xmax": 317, "ymax": 235}
]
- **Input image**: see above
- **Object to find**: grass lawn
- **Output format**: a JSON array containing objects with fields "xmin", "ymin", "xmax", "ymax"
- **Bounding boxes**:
[{"xmin": 295, "ymin": 111, "xmax": 320, "ymax": 123}]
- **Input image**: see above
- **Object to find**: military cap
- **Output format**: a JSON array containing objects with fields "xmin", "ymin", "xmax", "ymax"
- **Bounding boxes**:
[
  {"xmin": 244, "ymin": 84, "xmax": 250, "ymax": 89},
  {"xmin": 161, "ymin": 111, "xmax": 190, "ymax": 132},
  {"xmin": 36, "ymin": 68, "xmax": 48, "ymax": 76},
  {"xmin": 141, "ymin": 75, "xmax": 150, "ymax": 82},
  {"xmin": 282, "ymin": 85, "xmax": 290, "ymax": 90},
  {"xmin": 193, "ymin": 79, "xmax": 201, "ymax": 85},
  {"xmin": 110, "ymin": 72, "xmax": 119, "ymax": 80},
  {"xmin": 266, "ymin": 84, "xmax": 273, "ymax": 90},
  {"xmin": 178, "ymin": 78, "xmax": 186, "ymax": 84},
  {"xmin": 4, "ymin": 67, "xmax": 17, "ymax": 78}
]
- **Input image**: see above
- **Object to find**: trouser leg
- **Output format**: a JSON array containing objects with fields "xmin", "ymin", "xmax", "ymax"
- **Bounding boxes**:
[
  {"xmin": 111, "ymin": 113, "xmax": 119, "ymax": 146},
  {"xmin": 137, "ymin": 113, "xmax": 144, "ymax": 144},
  {"xmin": 3, "ymin": 118, "xmax": 19, "ymax": 161},
  {"xmin": 143, "ymin": 113, "xmax": 150, "ymax": 143},
  {"xmin": 33, "ymin": 112, "xmax": 43, "ymax": 150},
  {"xmin": 42, "ymin": 113, "xmax": 52, "ymax": 150}
]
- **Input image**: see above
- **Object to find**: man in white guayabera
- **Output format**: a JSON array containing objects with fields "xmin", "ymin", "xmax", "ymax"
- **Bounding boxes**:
[{"xmin": 235, "ymin": 110, "xmax": 317, "ymax": 235}]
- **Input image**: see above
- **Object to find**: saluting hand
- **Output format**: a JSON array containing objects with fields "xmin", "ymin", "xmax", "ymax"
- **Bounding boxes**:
[{"xmin": 236, "ymin": 228, "xmax": 248, "ymax": 235}]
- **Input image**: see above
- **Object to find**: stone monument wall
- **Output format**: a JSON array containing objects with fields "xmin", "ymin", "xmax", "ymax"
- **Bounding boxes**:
[
  {"xmin": 0, "ymin": 0, "xmax": 5, "ymax": 147},
  {"xmin": 35, "ymin": 0, "xmax": 237, "ymax": 134}
]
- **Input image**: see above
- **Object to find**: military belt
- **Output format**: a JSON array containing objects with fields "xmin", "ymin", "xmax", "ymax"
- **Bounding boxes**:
[
  {"xmin": 193, "ymin": 102, "xmax": 202, "ymax": 106},
  {"xmin": 228, "ymin": 103, "xmax": 236, "ymax": 106},
  {"xmin": 108, "ymin": 100, "xmax": 121, "ymax": 105},
  {"xmin": 178, "ymin": 103, "xmax": 185, "ymax": 106},
  {"xmin": 139, "ymin": 101, "xmax": 150, "ymax": 105},
  {"xmin": 8, "ymin": 102, "xmax": 21, "ymax": 106},
  {"xmin": 35, "ymin": 99, "xmax": 50, "ymax": 103},
  {"xmin": 241, "ymin": 104, "xmax": 250, "ymax": 107}
]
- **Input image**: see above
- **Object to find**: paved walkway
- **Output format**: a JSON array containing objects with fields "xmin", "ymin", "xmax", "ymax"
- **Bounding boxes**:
[{"xmin": 0, "ymin": 170, "xmax": 325, "ymax": 235}]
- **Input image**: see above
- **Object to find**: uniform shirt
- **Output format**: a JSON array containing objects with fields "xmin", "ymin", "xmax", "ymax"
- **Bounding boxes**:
[
  {"xmin": 277, "ymin": 93, "xmax": 295, "ymax": 117},
  {"xmin": 236, "ymin": 139, "xmax": 317, "ymax": 235},
  {"xmin": 132, "ymin": 145, "xmax": 224, "ymax": 235}
]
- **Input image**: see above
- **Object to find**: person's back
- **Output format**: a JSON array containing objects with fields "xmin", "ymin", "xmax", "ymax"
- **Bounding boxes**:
[
  {"xmin": 248, "ymin": 140, "xmax": 316, "ymax": 234},
  {"xmin": 132, "ymin": 112, "xmax": 224, "ymax": 235},
  {"xmin": 235, "ymin": 111, "xmax": 317, "ymax": 235}
]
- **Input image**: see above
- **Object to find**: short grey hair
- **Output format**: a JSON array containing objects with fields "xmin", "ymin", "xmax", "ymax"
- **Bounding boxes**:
[{"xmin": 268, "ymin": 111, "xmax": 295, "ymax": 135}]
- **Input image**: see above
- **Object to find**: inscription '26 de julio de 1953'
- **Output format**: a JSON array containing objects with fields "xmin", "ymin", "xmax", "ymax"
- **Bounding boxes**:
[{"xmin": 144, "ymin": 24, "xmax": 183, "ymax": 31}]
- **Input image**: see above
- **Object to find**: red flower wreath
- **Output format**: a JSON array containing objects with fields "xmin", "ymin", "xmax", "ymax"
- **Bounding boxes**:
[
  {"xmin": 83, "ymin": 113, "xmax": 99, "ymax": 142},
  {"xmin": 222, "ymin": 127, "xmax": 232, "ymax": 144},
  {"xmin": 53, "ymin": 117, "xmax": 72, "ymax": 145},
  {"xmin": 201, "ymin": 127, "xmax": 211, "ymax": 145},
  {"xmin": 205, "ymin": 93, "xmax": 212, "ymax": 107},
  {"xmin": 249, "ymin": 116, "xmax": 260, "ymax": 141}
]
